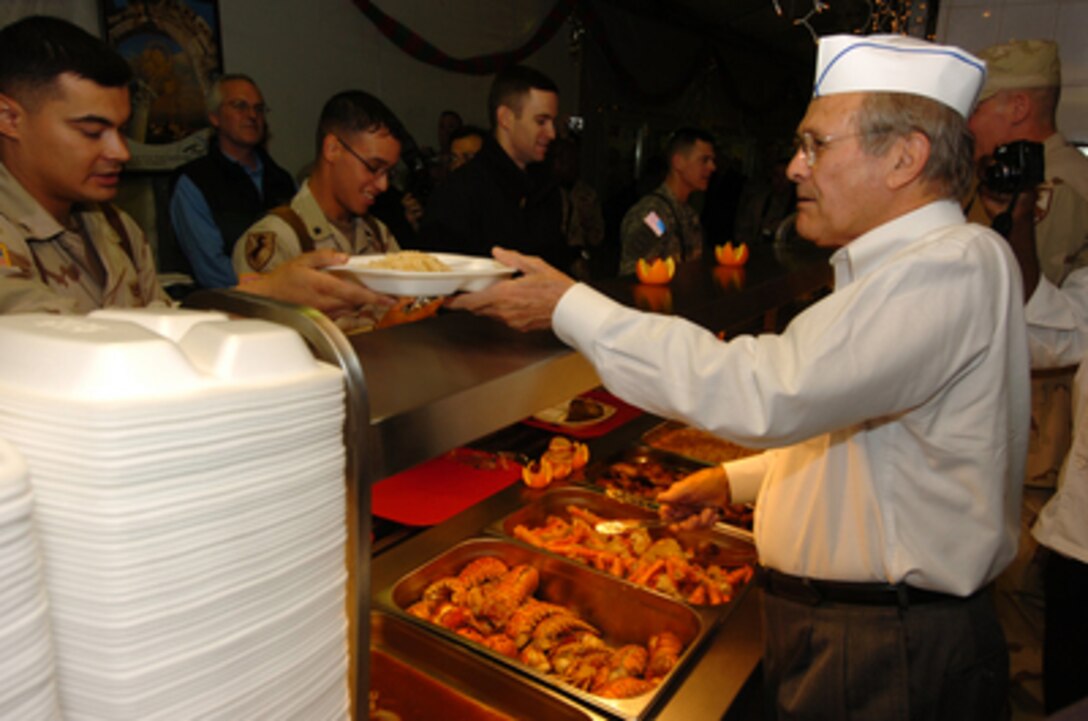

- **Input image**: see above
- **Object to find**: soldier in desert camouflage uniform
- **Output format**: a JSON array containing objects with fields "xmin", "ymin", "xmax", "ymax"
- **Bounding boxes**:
[
  {"xmin": 235, "ymin": 90, "xmax": 415, "ymax": 331},
  {"xmin": 0, "ymin": 16, "xmax": 387, "ymax": 320}
]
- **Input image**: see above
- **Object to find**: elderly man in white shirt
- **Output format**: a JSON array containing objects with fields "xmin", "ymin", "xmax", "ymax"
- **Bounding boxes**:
[{"xmin": 450, "ymin": 35, "xmax": 1029, "ymax": 720}]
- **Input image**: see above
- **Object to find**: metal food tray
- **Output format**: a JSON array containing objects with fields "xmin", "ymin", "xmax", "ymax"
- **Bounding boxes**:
[
  {"xmin": 641, "ymin": 419, "xmax": 762, "ymax": 466},
  {"xmin": 581, "ymin": 443, "xmax": 756, "ymax": 534},
  {"xmin": 579, "ymin": 444, "xmax": 706, "ymax": 506},
  {"xmin": 371, "ymin": 611, "xmax": 603, "ymax": 721},
  {"xmin": 376, "ymin": 537, "xmax": 705, "ymax": 720},
  {"xmin": 490, "ymin": 487, "xmax": 756, "ymax": 615}
]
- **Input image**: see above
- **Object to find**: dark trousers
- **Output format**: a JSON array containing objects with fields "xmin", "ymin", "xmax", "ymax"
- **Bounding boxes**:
[
  {"xmin": 1044, "ymin": 550, "xmax": 1088, "ymax": 715},
  {"xmin": 761, "ymin": 588, "xmax": 1008, "ymax": 721}
]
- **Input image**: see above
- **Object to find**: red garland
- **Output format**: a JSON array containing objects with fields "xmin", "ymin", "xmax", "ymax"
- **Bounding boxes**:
[
  {"xmin": 351, "ymin": 0, "xmax": 577, "ymax": 75},
  {"xmin": 351, "ymin": 0, "xmax": 774, "ymax": 107}
]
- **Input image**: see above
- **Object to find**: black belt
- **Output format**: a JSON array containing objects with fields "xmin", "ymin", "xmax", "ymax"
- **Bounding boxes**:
[{"xmin": 757, "ymin": 566, "xmax": 967, "ymax": 608}]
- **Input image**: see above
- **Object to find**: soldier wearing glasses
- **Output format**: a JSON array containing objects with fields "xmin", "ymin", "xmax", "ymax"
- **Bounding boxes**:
[
  {"xmin": 170, "ymin": 74, "xmax": 296, "ymax": 289},
  {"xmin": 233, "ymin": 90, "xmax": 407, "ymax": 329},
  {"xmin": 450, "ymin": 35, "xmax": 1028, "ymax": 719}
]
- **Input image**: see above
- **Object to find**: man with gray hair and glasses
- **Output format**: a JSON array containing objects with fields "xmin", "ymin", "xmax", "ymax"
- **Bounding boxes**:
[
  {"xmin": 170, "ymin": 73, "xmax": 296, "ymax": 289},
  {"xmin": 450, "ymin": 34, "xmax": 1028, "ymax": 719}
]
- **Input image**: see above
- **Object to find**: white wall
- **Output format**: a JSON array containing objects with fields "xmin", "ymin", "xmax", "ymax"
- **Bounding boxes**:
[
  {"xmin": 0, "ymin": 0, "xmax": 580, "ymax": 176},
  {"xmin": 218, "ymin": 0, "xmax": 578, "ymax": 176},
  {"xmin": 936, "ymin": 0, "xmax": 1088, "ymax": 143}
]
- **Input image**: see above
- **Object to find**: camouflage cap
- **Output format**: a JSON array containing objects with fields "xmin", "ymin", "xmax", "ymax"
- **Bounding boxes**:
[{"xmin": 977, "ymin": 39, "xmax": 1060, "ymax": 102}]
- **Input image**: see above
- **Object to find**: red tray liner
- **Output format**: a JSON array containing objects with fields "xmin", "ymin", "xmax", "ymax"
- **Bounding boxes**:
[
  {"xmin": 372, "ymin": 448, "xmax": 522, "ymax": 526},
  {"xmin": 522, "ymin": 388, "xmax": 643, "ymax": 439}
]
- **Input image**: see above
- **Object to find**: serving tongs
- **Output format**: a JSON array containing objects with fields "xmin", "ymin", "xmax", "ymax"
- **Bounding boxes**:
[{"xmin": 593, "ymin": 518, "xmax": 671, "ymax": 535}]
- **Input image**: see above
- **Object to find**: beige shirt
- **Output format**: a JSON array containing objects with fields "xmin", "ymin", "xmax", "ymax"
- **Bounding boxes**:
[
  {"xmin": 232, "ymin": 180, "xmax": 398, "ymax": 275},
  {"xmin": 0, "ymin": 162, "xmax": 170, "ymax": 314},
  {"xmin": 232, "ymin": 180, "xmax": 400, "ymax": 332},
  {"xmin": 1036, "ymin": 133, "xmax": 1088, "ymax": 285}
]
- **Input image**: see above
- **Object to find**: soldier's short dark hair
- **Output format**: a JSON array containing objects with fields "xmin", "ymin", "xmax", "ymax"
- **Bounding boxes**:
[
  {"xmin": 487, "ymin": 65, "xmax": 558, "ymax": 129},
  {"xmin": 664, "ymin": 127, "xmax": 716, "ymax": 160},
  {"xmin": 315, "ymin": 89, "xmax": 407, "ymax": 156},
  {"xmin": 0, "ymin": 16, "xmax": 132, "ymax": 107}
]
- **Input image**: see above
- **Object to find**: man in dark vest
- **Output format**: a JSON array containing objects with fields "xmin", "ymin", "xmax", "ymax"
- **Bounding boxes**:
[{"xmin": 169, "ymin": 73, "xmax": 295, "ymax": 288}]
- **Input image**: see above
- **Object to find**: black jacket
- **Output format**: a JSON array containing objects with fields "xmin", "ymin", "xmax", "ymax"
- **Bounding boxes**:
[
  {"xmin": 173, "ymin": 140, "xmax": 296, "ymax": 259},
  {"xmin": 414, "ymin": 136, "xmax": 572, "ymax": 269}
]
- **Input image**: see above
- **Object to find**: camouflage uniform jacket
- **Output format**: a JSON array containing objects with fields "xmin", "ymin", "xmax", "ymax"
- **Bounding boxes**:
[
  {"xmin": 232, "ymin": 179, "xmax": 399, "ymax": 276},
  {"xmin": 618, "ymin": 182, "xmax": 704, "ymax": 275},
  {"xmin": 0, "ymin": 162, "xmax": 170, "ymax": 314},
  {"xmin": 1036, "ymin": 133, "xmax": 1088, "ymax": 286}
]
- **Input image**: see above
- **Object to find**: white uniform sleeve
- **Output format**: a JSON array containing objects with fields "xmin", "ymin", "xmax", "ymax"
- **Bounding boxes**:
[{"xmin": 1026, "ymin": 267, "xmax": 1088, "ymax": 368}]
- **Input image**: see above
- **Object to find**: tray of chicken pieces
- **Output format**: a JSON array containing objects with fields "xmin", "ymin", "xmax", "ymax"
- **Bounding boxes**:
[
  {"xmin": 584, "ymin": 442, "xmax": 755, "ymax": 532},
  {"xmin": 379, "ymin": 537, "xmax": 705, "ymax": 720},
  {"xmin": 493, "ymin": 487, "xmax": 756, "ymax": 614}
]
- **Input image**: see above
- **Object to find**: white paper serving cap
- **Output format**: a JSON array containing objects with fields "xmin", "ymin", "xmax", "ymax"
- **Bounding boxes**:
[{"xmin": 813, "ymin": 34, "xmax": 987, "ymax": 118}]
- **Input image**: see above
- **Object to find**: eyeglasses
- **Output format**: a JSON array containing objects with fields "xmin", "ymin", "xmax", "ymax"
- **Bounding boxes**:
[
  {"xmin": 792, "ymin": 130, "xmax": 865, "ymax": 167},
  {"xmin": 335, "ymin": 135, "xmax": 391, "ymax": 178},
  {"xmin": 224, "ymin": 99, "xmax": 269, "ymax": 115}
]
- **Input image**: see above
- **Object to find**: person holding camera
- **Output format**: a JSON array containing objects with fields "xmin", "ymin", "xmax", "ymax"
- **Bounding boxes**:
[
  {"xmin": 970, "ymin": 39, "xmax": 1088, "ymax": 291},
  {"xmin": 970, "ymin": 40, "xmax": 1088, "ymax": 487}
]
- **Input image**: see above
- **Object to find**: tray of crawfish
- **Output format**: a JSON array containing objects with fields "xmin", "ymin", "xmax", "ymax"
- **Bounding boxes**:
[
  {"xmin": 378, "ymin": 537, "xmax": 705, "ymax": 720},
  {"xmin": 493, "ymin": 487, "xmax": 755, "ymax": 613},
  {"xmin": 369, "ymin": 611, "xmax": 605, "ymax": 721},
  {"xmin": 581, "ymin": 443, "xmax": 756, "ymax": 532}
]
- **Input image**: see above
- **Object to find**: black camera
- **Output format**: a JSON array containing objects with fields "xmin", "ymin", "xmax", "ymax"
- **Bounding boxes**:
[{"xmin": 981, "ymin": 140, "xmax": 1045, "ymax": 195}]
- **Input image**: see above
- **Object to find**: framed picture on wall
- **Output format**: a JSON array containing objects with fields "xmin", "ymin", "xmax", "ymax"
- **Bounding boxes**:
[{"xmin": 101, "ymin": 0, "xmax": 224, "ymax": 171}]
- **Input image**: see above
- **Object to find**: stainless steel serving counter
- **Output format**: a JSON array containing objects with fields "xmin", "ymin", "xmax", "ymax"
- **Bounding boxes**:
[
  {"xmin": 347, "ymin": 243, "xmax": 832, "ymax": 480},
  {"xmin": 186, "ymin": 242, "xmax": 832, "ymax": 720}
]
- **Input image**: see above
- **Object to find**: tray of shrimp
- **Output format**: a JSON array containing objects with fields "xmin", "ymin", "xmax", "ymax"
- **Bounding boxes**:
[
  {"xmin": 492, "ymin": 487, "xmax": 756, "ymax": 611},
  {"xmin": 581, "ymin": 444, "xmax": 756, "ymax": 532},
  {"xmin": 378, "ymin": 537, "xmax": 705, "ymax": 720}
]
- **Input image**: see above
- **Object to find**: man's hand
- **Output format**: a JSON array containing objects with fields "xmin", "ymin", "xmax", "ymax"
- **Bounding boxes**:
[
  {"xmin": 657, "ymin": 465, "xmax": 731, "ymax": 532},
  {"xmin": 977, "ymin": 183, "xmax": 1037, "ymax": 224},
  {"xmin": 240, "ymin": 248, "xmax": 395, "ymax": 317},
  {"xmin": 978, "ymin": 183, "xmax": 1040, "ymax": 297},
  {"xmin": 445, "ymin": 247, "xmax": 576, "ymax": 331}
]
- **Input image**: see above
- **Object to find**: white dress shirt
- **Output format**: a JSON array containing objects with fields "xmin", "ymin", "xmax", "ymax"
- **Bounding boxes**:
[
  {"xmin": 1027, "ymin": 268, "xmax": 1088, "ymax": 564},
  {"xmin": 554, "ymin": 200, "xmax": 1030, "ymax": 595}
]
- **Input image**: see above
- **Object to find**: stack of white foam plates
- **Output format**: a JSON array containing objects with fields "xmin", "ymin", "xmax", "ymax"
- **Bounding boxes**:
[
  {"xmin": 0, "ymin": 310, "xmax": 349, "ymax": 720},
  {"xmin": 0, "ymin": 439, "xmax": 61, "ymax": 721}
]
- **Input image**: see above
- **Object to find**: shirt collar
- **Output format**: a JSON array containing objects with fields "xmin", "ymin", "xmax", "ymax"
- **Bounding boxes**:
[
  {"xmin": 1043, "ymin": 132, "xmax": 1067, "ymax": 155},
  {"xmin": 829, "ymin": 199, "xmax": 966, "ymax": 287},
  {"xmin": 293, "ymin": 180, "xmax": 333, "ymax": 239},
  {"xmin": 0, "ymin": 160, "xmax": 67, "ymax": 241},
  {"xmin": 214, "ymin": 140, "xmax": 265, "ymax": 181}
]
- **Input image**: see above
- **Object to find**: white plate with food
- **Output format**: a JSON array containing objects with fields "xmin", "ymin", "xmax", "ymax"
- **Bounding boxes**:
[
  {"xmin": 327, "ymin": 251, "xmax": 516, "ymax": 296},
  {"xmin": 531, "ymin": 396, "xmax": 617, "ymax": 429}
]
